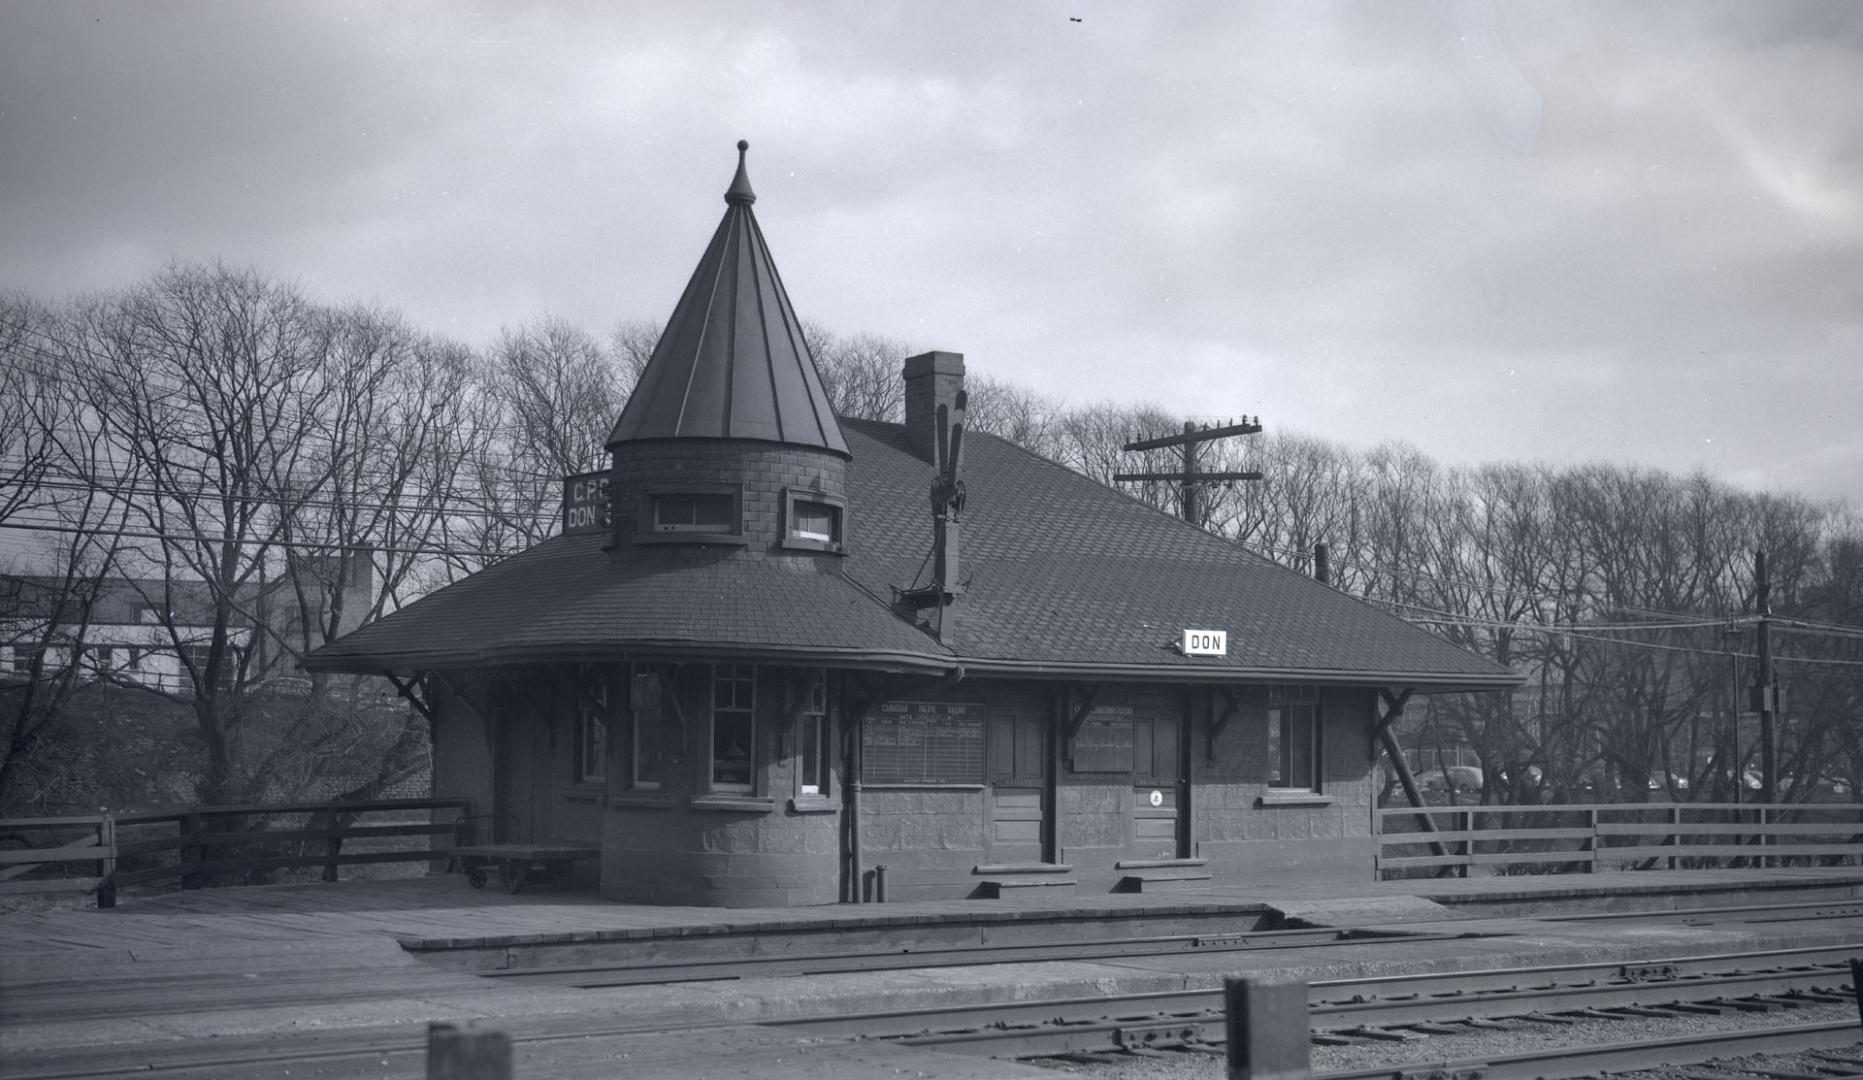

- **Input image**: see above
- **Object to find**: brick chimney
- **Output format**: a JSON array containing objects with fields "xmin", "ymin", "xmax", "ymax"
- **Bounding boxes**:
[{"xmin": 903, "ymin": 351, "xmax": 965, "ymax": 463}]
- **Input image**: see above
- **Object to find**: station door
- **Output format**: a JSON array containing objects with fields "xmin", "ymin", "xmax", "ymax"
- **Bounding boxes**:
[
  {"xmin": 987, "ymin": 709, "xmax": 1049, "ymax": 865},
  {"xmin": 1129, "ymin": 711, "xmax": 1188, "ymax": 861}
]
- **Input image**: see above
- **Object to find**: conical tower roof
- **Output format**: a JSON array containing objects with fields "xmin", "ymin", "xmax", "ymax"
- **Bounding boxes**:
[{"xmin": 607, "ymin": 141, "xmax": 849, "ymax": 456}]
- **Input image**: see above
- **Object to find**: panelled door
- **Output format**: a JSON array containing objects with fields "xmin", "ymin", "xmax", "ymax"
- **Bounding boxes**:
[
  {"xmin": 1130, "ymin": 706, "xmax": 1188, "ymax": 860},
  {"xmin": 988, "ymin": 709, "xmax": 1048, "ymax": 865}
]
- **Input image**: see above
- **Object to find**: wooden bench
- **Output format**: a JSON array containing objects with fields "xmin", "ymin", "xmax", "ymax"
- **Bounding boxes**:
[{"xmin": 451, "ymin": 844, "xmax": 599, "ymax": 894}]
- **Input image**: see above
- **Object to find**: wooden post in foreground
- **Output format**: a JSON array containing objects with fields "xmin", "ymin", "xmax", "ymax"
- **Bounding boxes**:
[
  {"xmin": 1225, "ymin": 976, "xmax": 1310, "ymax": 1080},
  {"xmin": 427, "ymin": 1022, "xmax": 511, "ymax": 1080},
  {"xmin": 1850, "ymin": 958, "xmax": 1863, "ymax": 1033}
]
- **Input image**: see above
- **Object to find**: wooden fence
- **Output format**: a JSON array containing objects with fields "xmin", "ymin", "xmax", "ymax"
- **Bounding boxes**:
[
  {"xmin": 1378, "ymin": 801, "xmax": 1863, "ymax": 879},
  {"xmin": 0, "ymin": 797, "xmax": 471, "ymax": 907}
]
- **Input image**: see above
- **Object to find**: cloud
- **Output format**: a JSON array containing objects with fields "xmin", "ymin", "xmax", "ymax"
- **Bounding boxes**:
[{"xmin": 0, "ymin": 1, "xmax": 1858, "ymax": 505}]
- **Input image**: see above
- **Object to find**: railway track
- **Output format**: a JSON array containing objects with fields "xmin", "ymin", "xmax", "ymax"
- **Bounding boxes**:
[
  {"xmin": 769, "ymin": 943, "xmax": 1862, "ymax": 1061},
  {"xmin": 1320, "ymin": 1022, "xmax": 1863, "ymax": 1080},
  {"xmin": 11, "ymin": 918, "xmax": 1863, "ymax": 1080},
  {"xmin": 1541, "ymin": 897, "xmax": 1863, "ymax": 925}
]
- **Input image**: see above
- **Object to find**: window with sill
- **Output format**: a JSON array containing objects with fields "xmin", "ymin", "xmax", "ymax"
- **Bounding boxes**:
[
  {"xmin": 1266, "ymin": 685, "xmax": 1320, "ymax": 790},
  {"xmin": 797, "ymin": 670, "xmax": 830, "ymax": 796},
  {"xmin": 650, "ymin": 490, "xmax": 738, "ymax": 534},
  {"xmin": 784, "ymin": 491, "xmax": 845, "ymax": 551},
  {"xmin": 711, "ymin": 663, "xmax": 756, "ymax": 792},
  {"xmin": 627, "ymin": 668, "xmax": 664, "ymax": 790},
  {"xmin": 575, "ymin": 666, "xmax": 609, "ymax": 786}
]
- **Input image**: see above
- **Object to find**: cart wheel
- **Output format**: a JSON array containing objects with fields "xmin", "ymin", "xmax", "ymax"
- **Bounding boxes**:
[
  {"xmin": 466, "ymin": 866, "xmax": 487, "ymax": 889},
  {"xmin": 501, "ymin": 860, "xmax": 527, "ymax": 894}
]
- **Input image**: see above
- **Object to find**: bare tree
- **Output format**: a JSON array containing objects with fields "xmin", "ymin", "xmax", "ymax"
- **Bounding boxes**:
[
  {"xmin": 805, "ymin": 323, "xmax": 911, "ymax": 422},
  {"xmin": 54, "ymin": 263, "xmax": 357, "ymax": 804},
  {"xmin": 454, "ymin": 317, "xmax": 629, "ymax": 568},
  {"xmin": 609, "ymin": 318, "xmax": 662, "ymax": 387},
  {"xmin": 1, "ymin": 295, "xmax": 147, "ymax": 807},
  {"xmin": 0, "ymin": 295, "xmax": 57, "ymax": 530},
  {"xmin": 964, "ymin": 373, "xmax": 1063, "ymax": 460}
]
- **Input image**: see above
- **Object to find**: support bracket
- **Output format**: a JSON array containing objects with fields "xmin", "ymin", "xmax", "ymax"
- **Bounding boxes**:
[
  {"xmin": 384, "ymin": 670, "xmax": 435, "ymax": 725},
  {"xmin": 1208, "ymin": 686, "xmax": 1246, "ymax": 761},
  {"xmin": 1374, "ymin": 687, "xmax": 1413, "ymax": 737},
  {"xmin": 1062, "ymin": 682, "xmax": 1105, "ymax": 760}
]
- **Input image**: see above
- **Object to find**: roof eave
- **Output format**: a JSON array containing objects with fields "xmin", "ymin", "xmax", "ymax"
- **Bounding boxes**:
[
  {"xmin": 308, "ymin": 645, "xmax": 1521, "ymax": 693},
  {"xmin": 948, "ymin": 657, "xmax": 1525, "ymax": 693},
  {"xmin": 302, "ymin": 641, "xmax": 954, "ymax": 678}
]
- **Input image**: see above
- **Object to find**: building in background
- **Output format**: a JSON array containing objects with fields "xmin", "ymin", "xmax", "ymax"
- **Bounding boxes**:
[{"xmin": 1, "ymin": 556, "xmax": 371, "ymax": 696}]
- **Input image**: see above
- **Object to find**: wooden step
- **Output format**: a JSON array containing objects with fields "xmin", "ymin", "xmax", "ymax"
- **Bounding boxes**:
[
  {"xmin": 973, "ymin": 863, "xmax": 1076, "ymax": 899},
  {"xmin": 1115, "ymin": 858, "xmax": 1212, "ymax": 893}
]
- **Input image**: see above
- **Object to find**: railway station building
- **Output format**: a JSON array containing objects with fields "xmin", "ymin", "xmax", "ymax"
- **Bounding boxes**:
[{"xmin": 306, "ymin": 144, "xmax": 1519, "ymax": 907}]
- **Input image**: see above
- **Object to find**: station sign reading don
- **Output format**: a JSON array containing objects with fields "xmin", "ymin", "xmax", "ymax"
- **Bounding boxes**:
[
  {"xmin": 1181, "ymin": 628, "xmax": 1227, "ymax": 657},
  {"xmin": 562, "ymin": 471, "xmax": 611, "ymax": 535}
]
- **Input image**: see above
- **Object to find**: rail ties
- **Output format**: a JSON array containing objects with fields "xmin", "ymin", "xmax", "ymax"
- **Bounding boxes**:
[{"xmin": 855, "ymin": 945, "xmax": 1863, "ymax": 1068}]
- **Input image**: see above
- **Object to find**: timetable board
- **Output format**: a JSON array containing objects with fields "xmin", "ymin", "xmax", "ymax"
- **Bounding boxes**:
[
  {"xmin": 1069, "ymin": 706, "xmax": 1136, "ymax": 774},
  {"xmin": 862, "ymin": 701, "xmax": 983, "ymax": 784}
]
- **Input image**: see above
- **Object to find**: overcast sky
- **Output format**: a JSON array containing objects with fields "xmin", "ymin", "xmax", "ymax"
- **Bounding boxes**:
[{"xmin": 3, "ymin": 1, "xmax": 1858, "ymax": 506}]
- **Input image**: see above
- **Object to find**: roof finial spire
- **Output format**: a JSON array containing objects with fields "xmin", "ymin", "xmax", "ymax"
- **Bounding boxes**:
[{"xmin": 725, "ymin": 139, "xmax": 756, "ymax": 206}]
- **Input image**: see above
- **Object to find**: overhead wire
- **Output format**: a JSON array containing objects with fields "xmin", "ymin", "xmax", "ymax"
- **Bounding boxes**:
[
  {"xmin": 0, "ymin": 518, "xmax": 533, "ymax": 560},
  {"xmin": 1366, "ymin": 598, "xmax": 1863, "ymax": 669}
]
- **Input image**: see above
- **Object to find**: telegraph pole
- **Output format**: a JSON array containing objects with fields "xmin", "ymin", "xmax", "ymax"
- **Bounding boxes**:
[
  {"xmin": 1114, "ymin": 418, "xmax": 1263, "ymax": 528},
  {"xmin": 1755, "ymin": 549, "xmax": 1776, "ymax": 806}
]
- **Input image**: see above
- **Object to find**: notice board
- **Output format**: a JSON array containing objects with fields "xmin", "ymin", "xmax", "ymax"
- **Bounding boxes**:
[
  {"xmin": 1069, "ymin": 706, "xmax": 1135, "ymax": 774},
  {"xmin": 862, "ymin": 701, "xmax": 983, "ymax": 784}
]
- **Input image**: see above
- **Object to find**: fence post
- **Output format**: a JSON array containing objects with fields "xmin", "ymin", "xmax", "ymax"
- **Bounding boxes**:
[
  {"xmin": 96, "ymin": 816, "xmax": 117, "ymax": 909},
  {"xmin": 426, "ymin": 1022, "xmax": 511, "ymax": 1080},
  {"xmin": 1224, "ymin": 977, "xmax": 1310, "ymax": 1080},
  {"xmin": 1668, "ymin": 806, "xmax": 1681, "ymax": 871},
  {"xmin": 1759, "ymin": 805, "xmax": 1772, "ymax": 869},
  {"xmin": 322, "ymin": 808, "xmax": 344, "ymax": 883},
  {"xmin": 1460, "ymin": 809, "xmax": 1474, "ymax": 878},
  {"xmin": 180, "ymin": 812, "xmax": 204, "ymax": 890},
  {"xmin": 1586, "ymin": 808, "xmax": 1599, "ymax": 872}
]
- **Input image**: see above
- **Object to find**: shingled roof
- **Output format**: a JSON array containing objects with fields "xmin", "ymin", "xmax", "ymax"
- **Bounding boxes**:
[
  {"xmin": 836, "ymin": 419, "xmax": 1516, "ymax": 689},
  {"xmin": 606, "ymin": 141, "xmax": 848, "ymax": 456},
  {"xmin": 308, "ymin": 415, "xmax": 1516, "ymax": 690},
  {"xmin": 307, "ymin": 143, "xmax": 1514, "ymax": 692},
  {"xmin": 302, "ymin": 534, "xmax": 951, "ymax": 674}
]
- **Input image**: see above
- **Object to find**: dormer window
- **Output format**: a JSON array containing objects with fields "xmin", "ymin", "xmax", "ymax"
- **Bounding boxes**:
[
  {"xmin": 638, "ymin": 484, "xmax": 744, "ymax": 543},
  {"xmin": 655, "ymin": 493, "xmax": 734, "ymax": 532},
  {"xmin": 783, "ymin": 490, "xmax": 845, "ymax": 552}
]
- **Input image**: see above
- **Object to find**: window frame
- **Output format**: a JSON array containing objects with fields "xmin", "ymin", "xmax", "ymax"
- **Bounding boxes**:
[
  {"xmin": 574, "ymin": 665, "xmax": 609, "ymax": 787},
  {"xmin": 627, "ymin": 668, "xmax": 664, "ymax": 791},
  {"xmin": 1265, "ymin": 685, "xmax": 1321, "ymax": 791},
  {"xmin": 781, "ymin": 489, "xmax": 847, "ymax": 553},
  {"xmin": 637, "ymin": 483, "xmax": 746, "ymax": 545},
  {"xmin": 709, "ymin": 663, "xmax": 757, "ymax": 793},
  {"xmin": 796, "ymin": 669, "xmax": 830, "ymax": 796},
  {"xmin": 1133, "ymin": 714, "xmax": 1182, "ymax": 785},
  {"xmin": 177, "ymin": 642, "xmax": 239, "ymax": 690}
]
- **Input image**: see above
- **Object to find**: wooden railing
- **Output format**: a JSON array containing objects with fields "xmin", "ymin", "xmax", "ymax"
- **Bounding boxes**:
[
  {"xmin": 1377, "ymin": 802, "xmax": 1863, "ymax": 879},
  {"xmin": 0, "ymin": 797, "xmax": 471, "ymax": 907},
  {"xmin": 0, "ymin": 815, "xmax": 116, "ymax": 902}
]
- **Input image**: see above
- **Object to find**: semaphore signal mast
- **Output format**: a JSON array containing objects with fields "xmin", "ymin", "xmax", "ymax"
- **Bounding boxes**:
[{"xmin": 1114, "ymin": 418, "xmax": 1264, "ymax": 528}]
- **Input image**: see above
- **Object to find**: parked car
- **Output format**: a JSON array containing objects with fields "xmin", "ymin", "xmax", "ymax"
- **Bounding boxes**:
[{"xmin": 1417, "ymin": 766, "xmax": 1484, "ymax": 793}]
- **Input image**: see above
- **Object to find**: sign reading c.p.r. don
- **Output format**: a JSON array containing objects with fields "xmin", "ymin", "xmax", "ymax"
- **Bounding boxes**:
[
  {"xmin": 1181, "ymin": 628, "xmax": 1227, "ymax": 657},
  {"xmin": 561, "ymin": 471, "xmax": 611, "ymax": 535}
]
